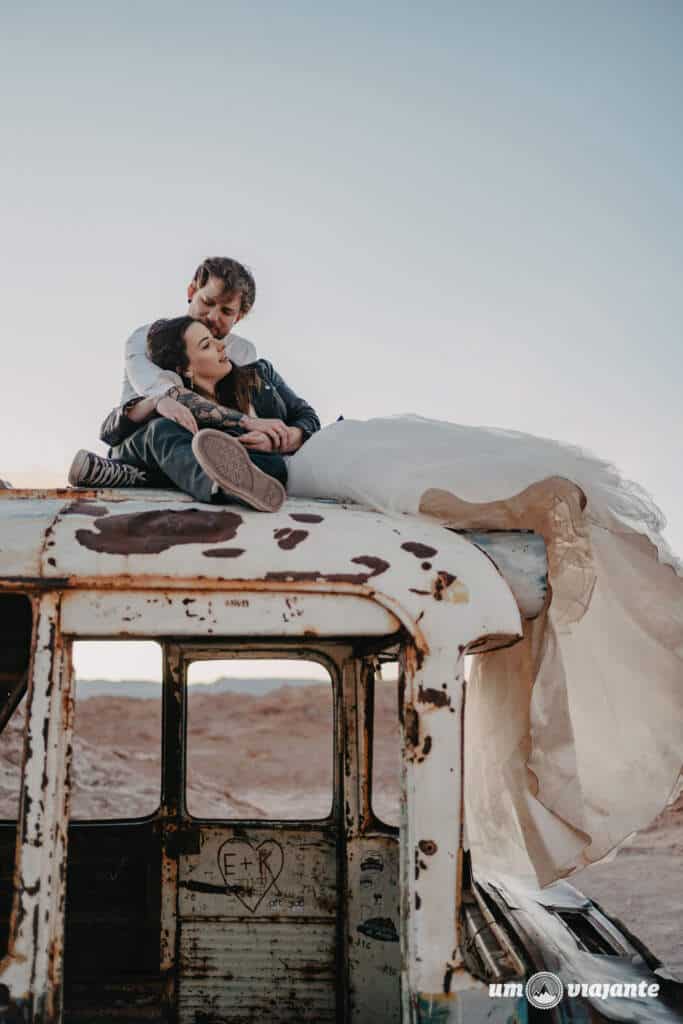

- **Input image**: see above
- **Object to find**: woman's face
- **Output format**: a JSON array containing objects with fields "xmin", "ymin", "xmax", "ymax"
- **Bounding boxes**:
[{"xmin": 183, "ymin": 321, "xmax": 232, "ymax": 382}]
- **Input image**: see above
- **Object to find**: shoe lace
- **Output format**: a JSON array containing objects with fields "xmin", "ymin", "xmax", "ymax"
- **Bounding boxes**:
[{"xmin": 88, "ymin": 455, "xmax": 145, "ymax": 488}]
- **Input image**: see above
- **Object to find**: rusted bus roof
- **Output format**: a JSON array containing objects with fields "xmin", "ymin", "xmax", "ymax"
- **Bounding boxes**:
[
  {"xmin": 0, "ymin": 489, "xmax": 465, "ymax": 585},
  {"xmin": 0, "ymin": 488, "xmax": 524, "ymax": 653}
]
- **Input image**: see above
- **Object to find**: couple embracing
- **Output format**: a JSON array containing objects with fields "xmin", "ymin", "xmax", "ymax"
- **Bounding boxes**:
[{"xmin": 69, "ymin": 256, "xmax": 319, "ymax": 512}]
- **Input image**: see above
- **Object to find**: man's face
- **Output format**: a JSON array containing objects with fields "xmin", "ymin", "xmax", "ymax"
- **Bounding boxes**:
[{"xmin": 187, "ymin": 275, "xmax": 244, "ymax": 339}]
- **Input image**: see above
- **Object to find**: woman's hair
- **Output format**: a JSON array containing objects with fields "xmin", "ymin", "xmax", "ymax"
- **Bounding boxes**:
[{"xmin": 147, "ymin": 317, "xmax": 259, "ymax": 415}]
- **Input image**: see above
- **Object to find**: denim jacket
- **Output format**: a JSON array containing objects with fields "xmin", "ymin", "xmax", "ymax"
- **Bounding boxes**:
[{"xmin": 101, "ymin": 359, "xmax": 320, "ymax": 449}]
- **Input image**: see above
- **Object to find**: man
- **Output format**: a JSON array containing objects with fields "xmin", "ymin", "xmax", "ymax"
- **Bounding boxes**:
[{"xmin": 68, "ymin": 257, "xmax": 318, "ymax": 510}]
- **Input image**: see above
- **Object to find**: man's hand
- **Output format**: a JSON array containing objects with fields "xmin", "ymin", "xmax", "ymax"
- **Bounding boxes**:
[
  {"xmin": 240, "ymin": 416, "xmax": 289, "ymax": 449},
  {"xmin": 238, "ymin": 430, "xmax": 275, "ymax": 452},
  {"xmin": 156, "ymin": 396, "xmax": 199, "ymax": 434}
]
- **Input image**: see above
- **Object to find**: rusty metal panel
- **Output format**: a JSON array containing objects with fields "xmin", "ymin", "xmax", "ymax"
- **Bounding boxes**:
[
  {"xmin": 60, "ymin": 589, "xmax": 400, "ymax": 638},
  {"xmin": 178, "ymin": 919, "xmax": 336, "ymax": 1022},
  {"xmin": 346, "ymin": 838, "xmax": 400, "ymax": 1022},
  {"xmin": 0, "ymin": 498, "xmax": 64, "ymax": 578},
  {"xmin": 177, "ymin": 827, "xmax": 337, "ymax": 1022},
  {"xmin": 341, "ymin": 658, "xmax": 401, "ymax": 1022},
  {"xmin": 1, "ymin": 494, "xmax": 533, "ymax": 644},
  {"xmin": 399, "ymin": 628, "xmax": 520, "ymax": 1010},
  {"xmin": 0, "ymin": 592, "xmax": 74, "ymax": 1022},
  {"xmin": 178, "ymin": 828, "xmax": 337, "ymax": 920}
]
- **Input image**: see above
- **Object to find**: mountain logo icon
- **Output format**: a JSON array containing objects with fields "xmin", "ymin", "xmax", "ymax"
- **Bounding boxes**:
[{"xmin": 525, "ymin": 971, "xmax": 564, "ymax": 1009}]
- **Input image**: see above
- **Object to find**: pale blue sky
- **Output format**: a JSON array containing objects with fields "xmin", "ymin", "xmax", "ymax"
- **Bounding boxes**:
[{"xmin": 2, "ymin": 1, "xmax": 682, "ymax": 550}]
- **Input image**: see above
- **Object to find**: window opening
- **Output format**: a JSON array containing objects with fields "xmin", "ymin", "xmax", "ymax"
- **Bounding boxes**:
[
  {"xmin": 70, "ymin": 640, "xmax": 162, "ymax": 819},
  {"xmin": 371, "ymin": 660, "xmax": 401, "ymax": 827},
  {"xmin": 554, "ymin": 910, "xmax": 624, "ymax": 955},
  {"xmin": 186, "ymin": 657, "xmax": 333, "ymax": 820},
  {"xmin": 0, "ymin": 594, "xmax": 32, "ymax": 820}
]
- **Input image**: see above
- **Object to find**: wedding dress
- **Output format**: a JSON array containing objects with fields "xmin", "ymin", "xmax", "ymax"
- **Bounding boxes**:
[{"xmin": 287, "ymin": 416, "xmax": 683, "ymax": 886}]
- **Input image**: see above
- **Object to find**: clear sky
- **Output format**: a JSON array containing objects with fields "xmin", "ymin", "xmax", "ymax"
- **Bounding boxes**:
[{"xmin": 2, "ymin": 1, "xmax": 682, "ymax": 561}]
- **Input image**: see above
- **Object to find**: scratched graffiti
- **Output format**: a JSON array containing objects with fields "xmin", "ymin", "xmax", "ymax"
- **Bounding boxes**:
[{"xmin": 217, "ymin": 837, "xmax": 284, "ymax": 913}]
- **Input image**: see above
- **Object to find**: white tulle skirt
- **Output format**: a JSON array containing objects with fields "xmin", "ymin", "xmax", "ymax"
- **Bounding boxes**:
[{"xmin": 288, "ymin": 416, "xmax": 683, "ymax": 886}]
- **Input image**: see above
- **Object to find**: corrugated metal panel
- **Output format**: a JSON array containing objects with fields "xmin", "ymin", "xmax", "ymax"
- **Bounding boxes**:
[{"xmin": 178, "ymin": 918, "xmax": 336, "ymax": 1022}]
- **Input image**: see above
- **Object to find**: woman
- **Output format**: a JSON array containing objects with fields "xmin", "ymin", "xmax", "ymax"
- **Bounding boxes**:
[{"xmin": 95, "ymin": 316, "xmax": 320, "ymax": 511}]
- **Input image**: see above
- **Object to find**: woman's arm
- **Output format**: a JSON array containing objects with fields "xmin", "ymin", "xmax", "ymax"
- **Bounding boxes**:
[
  {"xmin": 170, "ymin": 387, "xmax": 294, "ymax": 449},
  {"xmin": 170, "ymin": 387, "xmax": 246, "ymax": 430}
]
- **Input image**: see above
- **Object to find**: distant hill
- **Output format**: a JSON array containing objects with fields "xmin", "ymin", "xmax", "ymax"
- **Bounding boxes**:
[{"xmin": 75, "ymin": 676, "xmax": 323, "ymax": 700}]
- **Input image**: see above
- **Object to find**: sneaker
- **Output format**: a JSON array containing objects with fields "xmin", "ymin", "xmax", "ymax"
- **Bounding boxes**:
[
  {"xmin": 191, "ymin": 430, "xmax": 285, "ymax": 513},
  {"xmin": 68, "ymin": 450, "xmax": 149, "ymax": 489}
]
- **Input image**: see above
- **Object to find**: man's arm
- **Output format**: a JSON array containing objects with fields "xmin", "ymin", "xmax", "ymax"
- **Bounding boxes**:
[
  {"xmin": 100, "ymin": 393, "xmax": 200, "ymax": 448},
  {"xmin": 100, "ymin": 400, "xmax": 150, "ymax": 447},
  {"xmin": 123, "ymin": 325, "xmax": 184, "ymax": 402}
]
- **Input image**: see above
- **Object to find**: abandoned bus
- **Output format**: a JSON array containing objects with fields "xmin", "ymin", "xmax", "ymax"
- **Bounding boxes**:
[{"xmin": 0, "ymin": 486, "xmax": 680, "ymax": 1023}]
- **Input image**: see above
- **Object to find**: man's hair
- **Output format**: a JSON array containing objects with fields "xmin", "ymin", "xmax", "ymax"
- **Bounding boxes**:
[
  {"xmin": 191, "ymin": 257, "xmax": 256, "ymax": 315},
  {"xmin": 147, "ymin": 316, "xmax": 259, "ymax": 414}
]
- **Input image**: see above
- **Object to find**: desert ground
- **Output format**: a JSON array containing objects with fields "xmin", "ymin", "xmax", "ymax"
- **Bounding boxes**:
[{"xmin": 0, "ymin": 680, "xmax": 680, "ymax": 976}]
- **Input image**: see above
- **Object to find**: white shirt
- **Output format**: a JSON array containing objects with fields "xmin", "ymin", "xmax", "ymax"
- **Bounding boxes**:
[{"xmin": 120, "ymin": 323, "xmax": 258, "ymax": 405}]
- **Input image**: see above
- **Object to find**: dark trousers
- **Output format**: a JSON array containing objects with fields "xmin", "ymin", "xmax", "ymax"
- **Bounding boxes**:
[{"xmin": 111, "ymin": 419, "xmax": 288, "ymax": 504}]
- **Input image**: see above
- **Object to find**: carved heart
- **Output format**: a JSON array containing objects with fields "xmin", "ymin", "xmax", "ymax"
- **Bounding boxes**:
[{"xmin": 217, "ymin": 838, "xmax": 284, "ymax": 913}]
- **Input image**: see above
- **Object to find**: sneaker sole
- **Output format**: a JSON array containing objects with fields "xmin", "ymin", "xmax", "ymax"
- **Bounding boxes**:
[
  {"xmin": 191, "ymin": 430, "xmax": 286, "ymax": 513},
  {"xmin": 68, "ymin": 450, "xmax": 91, "ymax": 487}
]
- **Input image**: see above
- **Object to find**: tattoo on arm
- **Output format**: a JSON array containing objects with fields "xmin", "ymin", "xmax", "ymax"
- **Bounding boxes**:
[{"xmin": 175, "ymin": 388, "xmax": 244, "ymax": 429}]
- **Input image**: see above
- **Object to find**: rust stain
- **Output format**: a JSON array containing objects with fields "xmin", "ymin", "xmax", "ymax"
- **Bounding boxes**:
[
  {"xmin": 62, "ymin": 500, "xmax": 110, "ymax": 517},
  {"xmin": 273, "ymin": 528, "xmax": 309, "ymax": 550},
  {"xmin": 432, "ymin": 570, "xmax": 468, "ymax": 604},
  {"xmin": 418, "ymin": 839, "xmax": 438, "ymax": 856},
  {"xmin": 402, "ymin": 541, "xmax": 438, "ymax": 559},
  {"xmin": 356, "ymin": 917, "xmax": 399, "ymax": 942},
  {"xmin": 398, "ymin": 665, "xmax": 406, "ymax": 727},
  {"xmin": 405, "ymin": 707, "xmax": 419, "ymax": 748},
  {"xmin": 75, "ymin": 509, "xmax": 243, "ymax": 554},
  {"xmin": 418, "ymin": 685, "xmax": 451, "ymax": 708},
  {"xmin": 466, "ymin": 633, "xmax": 521, "ymax": 653},
  {"xmin": 202, "ymin": 547, "xmax": 246, "ymax": 558},
  {"xmin": 289, "ymin": 513, "xmax": 324, "ymax": 523},
  {"xmin": 265, "ymin": 555, "xmax": 389, "ymax": 585}
]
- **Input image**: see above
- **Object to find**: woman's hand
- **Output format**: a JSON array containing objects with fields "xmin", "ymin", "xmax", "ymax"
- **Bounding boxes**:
[
  {"xmin": 238, "ymin": 430, "xmax": 275, "ymax": 452},
  {"xmin": 240, "ymin": 416, "xmax": 289, "ymax": 449},
  {"xmin": 155, "ymin": 396, "xmax": 199, "ymax": 434}
]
